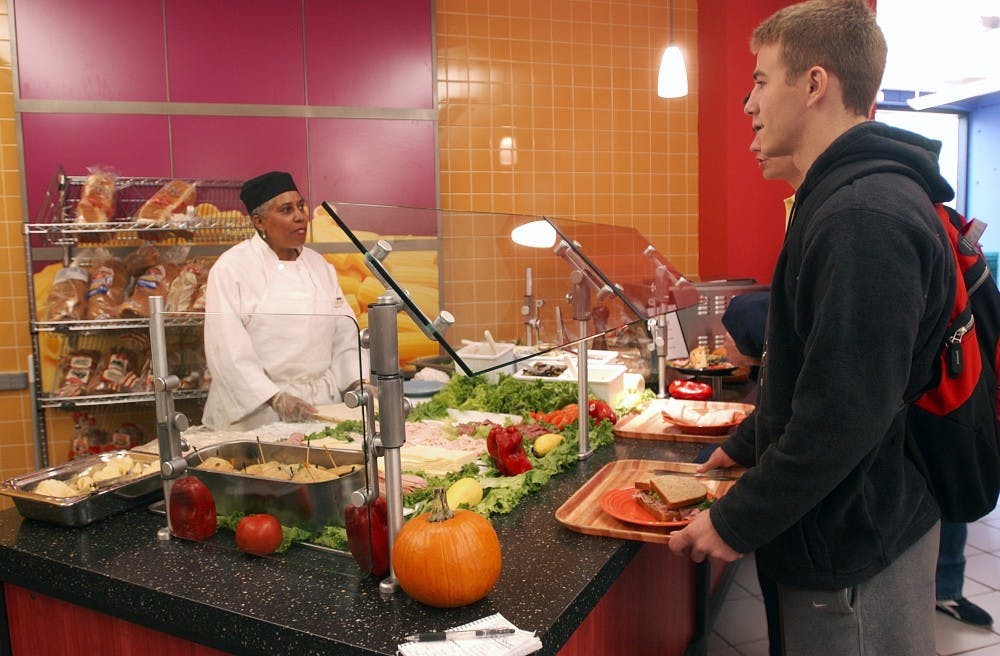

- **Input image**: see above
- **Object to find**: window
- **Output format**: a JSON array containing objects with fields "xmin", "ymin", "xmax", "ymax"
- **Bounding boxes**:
[{"xmin": 874, "ymin": 109, "xmax": 968, "ymax": 213}]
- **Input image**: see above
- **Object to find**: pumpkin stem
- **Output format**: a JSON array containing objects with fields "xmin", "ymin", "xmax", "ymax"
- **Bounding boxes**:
[{"xmin": 428, "ymin": 487, "xmax": 455, "ymax": 523}]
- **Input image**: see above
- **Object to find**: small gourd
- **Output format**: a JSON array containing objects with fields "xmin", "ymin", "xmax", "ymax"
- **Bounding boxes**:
[{"xmin": 392, "ymin": 487, "xmax": 502, "ymax": 608}]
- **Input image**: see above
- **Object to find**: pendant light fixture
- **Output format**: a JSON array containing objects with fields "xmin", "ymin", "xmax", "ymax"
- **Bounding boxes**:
[{"xmin": 657, "ymin": 0, "xmax": 688, "ymax": 98}]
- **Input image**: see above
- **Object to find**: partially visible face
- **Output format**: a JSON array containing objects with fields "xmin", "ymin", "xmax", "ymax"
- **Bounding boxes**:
[
  {"xmin": 253, "ymin": 190, "xmax": 309, "ymax": 254},
  {"xmin": 749, "ymin": 131, "xmax": 800, "ymax": 184},
  {"xmin": 745, "ymin": 43, "xmax": 809, "ymax": 160}
]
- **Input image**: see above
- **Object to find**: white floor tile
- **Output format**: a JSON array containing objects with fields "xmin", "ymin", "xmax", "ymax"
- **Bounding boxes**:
[
  {"xmin": 969, "ymin": 523, "xmax": 1000, "ymax": 553},
  {"xmin": 956, "ymin": 643, "xmax": 1000, "ymax": 656},
  {"xmin": 731, "ymin": 557, "xmax": 763, "ymax": 597},
  {"xmin": 967, "ymin": 552, "xmax": 1000, "ymax": 590},
  {"xmin": 934, "ymin": 612, "xmax": 1000, "ymax": 656},
  {"xmin": 966, "ymin": 578, "xmax": 994, "ymax": 598},
  {"xmin": 713, "ymin": 595, "xmax": 769, "ymax": 646},
  {"xmin": 733, "ymin": 639, "xmax": 771, "ymax": 656}
]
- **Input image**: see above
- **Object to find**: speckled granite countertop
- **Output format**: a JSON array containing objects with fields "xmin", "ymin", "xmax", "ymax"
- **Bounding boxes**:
[{"xmin": 0, "ymin": 438, "xmax": 706, "ymax": 656}]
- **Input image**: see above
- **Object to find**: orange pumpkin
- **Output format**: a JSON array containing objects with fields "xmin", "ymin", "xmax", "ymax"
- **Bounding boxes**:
[{"xmin": 392, "ymin": 487, "xmax": 502, "ymax": 608}]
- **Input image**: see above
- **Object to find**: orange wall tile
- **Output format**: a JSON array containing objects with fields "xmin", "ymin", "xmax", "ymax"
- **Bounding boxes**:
[
  {"xmin": 437, "ymin": 0, "xmax": 698, "ymax": 344},
  {"xmin": 0, "ymin": 0, "xmax": 32, "ymax": 508}
]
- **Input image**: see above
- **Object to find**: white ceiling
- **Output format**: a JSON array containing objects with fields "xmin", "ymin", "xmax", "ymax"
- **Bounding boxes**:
[{"xmin": 878, "ymin": 0, "xmax": 1000, "ymax": 93}]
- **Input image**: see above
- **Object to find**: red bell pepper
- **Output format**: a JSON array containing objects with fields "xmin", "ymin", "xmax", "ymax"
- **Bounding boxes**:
[
  {"xmin": 168, "ymin": 475, "xmax": 217, "ymax": 541},
  {"xmin": 669, "ymin": 379, "xmax": 713, "ymax": 400},
  {"xmin": 345, "ymin": 496, "xmax": 389, "ymax": 577},
  {"xmin": 486, "ymin": 425, "xmax": 533, "ymax": 476},
  {"xmin": 587, "ymin": 399, "xmax": 619, "ymax": 425}
]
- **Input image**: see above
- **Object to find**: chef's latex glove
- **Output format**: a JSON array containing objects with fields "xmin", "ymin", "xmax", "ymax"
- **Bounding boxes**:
[{"xmin": 269, "ymin": 392, "xmax": 318, "ymax": 422}]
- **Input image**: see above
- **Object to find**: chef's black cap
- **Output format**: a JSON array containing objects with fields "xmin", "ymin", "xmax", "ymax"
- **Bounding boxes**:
[{"xmin": 240, "ymin": 171, "xmax": 298, "ymax": 214}]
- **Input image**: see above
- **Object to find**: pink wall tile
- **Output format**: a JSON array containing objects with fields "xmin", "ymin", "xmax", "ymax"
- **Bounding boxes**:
[
  {"xmin": 170, "ymin": 115, "xmax": 308, "ymax": 187},
  {"xmin": 14, "ymin": 0, "xmax": 167, "ymax": 101},
  {"xmin": 304, "ymin": 0, "xmax": 433, "ymax": 109},
  {"xmin": 165, "ymin": 0, "xmax": 306, "ymax": 104},
  {"xmin": 308, "ymin": 117, "xmax": 436, "ymax": 231},
  {"xmin": 20, "ymin": 113, "xmax": 171, "ymax": 219}
]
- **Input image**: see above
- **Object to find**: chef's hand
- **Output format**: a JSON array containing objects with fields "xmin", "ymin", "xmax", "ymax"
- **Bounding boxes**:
[
  {"xmin": 269, "ymin": 392, "xmax": 317, "ymax": 422},
  {"xmin": 668, "ymin": 509, "xmax": 743, "ymax": 563}
]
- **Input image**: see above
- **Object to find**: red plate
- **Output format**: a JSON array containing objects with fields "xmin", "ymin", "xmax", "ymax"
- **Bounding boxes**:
[{"xmin": 600, "ymin": 486, "xmax": 696, "ymax": 528}]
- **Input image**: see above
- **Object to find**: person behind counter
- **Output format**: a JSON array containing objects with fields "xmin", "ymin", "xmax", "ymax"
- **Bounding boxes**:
[
  {"xmin": 202, "ymin": 171, "xmax": 365, "ymax": 430},
  {"xmin": 670, "ymin": 1, "xmax": 956, "ymax": 654}
]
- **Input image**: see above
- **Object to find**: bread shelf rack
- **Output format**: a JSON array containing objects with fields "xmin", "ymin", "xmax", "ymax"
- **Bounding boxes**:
[{"xmin": 24, "ymin": 168, "xmax": 248, "ymax": 467}]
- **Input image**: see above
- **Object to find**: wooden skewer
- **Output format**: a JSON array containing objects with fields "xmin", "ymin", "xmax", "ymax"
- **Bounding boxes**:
[
  {"xmin": 323, "ymin": 446, "xmax": 338, "ymax": 468},
  {"xmin": 256, "ymin": 436, "xmax": 266, "ymax": 465}
]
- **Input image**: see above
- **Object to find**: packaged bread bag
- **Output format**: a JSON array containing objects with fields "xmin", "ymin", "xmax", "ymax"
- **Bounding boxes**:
[
  {"xmin": 84, "ymin": 256, "xmax": 129, "ymax": 320},
  {"xmin": 136, "ymin": 180, "xmax": 196, "ymax": 224},
  {"xmin": 118, "ymin": 262, "xmax": 181, "ymax": 318},
  {"xmin": 44, "ymin": 261, "xmax": 90, "ymax": 321},
  {"xmin": 75, "ymin": 168, "xmax": 117, "ymax": 224}
]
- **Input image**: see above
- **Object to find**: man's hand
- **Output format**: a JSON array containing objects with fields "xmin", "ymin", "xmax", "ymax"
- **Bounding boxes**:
[
  {"xmin": 668, "ymin": 509, "xmax": 743, "ymax": 563},
  {"xmin": 269, "ymin": 392, "xmax": 317, "ymax": 422},
  {"xmin": 696, "ymin": 446, "xmax": 738, "ymax": 474}
]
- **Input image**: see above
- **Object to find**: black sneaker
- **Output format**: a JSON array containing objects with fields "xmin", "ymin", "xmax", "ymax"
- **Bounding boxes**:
[{"xmin": 936, "ymin": 598, "xmax": 994, "ymax": 626}]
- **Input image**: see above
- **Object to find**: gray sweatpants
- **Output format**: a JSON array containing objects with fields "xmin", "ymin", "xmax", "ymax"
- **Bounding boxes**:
[{"xmin": 778, "ymin": 521, "xmax": 940, "ymax": 656}]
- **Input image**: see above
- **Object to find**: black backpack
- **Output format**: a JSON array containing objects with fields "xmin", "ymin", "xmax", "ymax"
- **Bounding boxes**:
[{"xmin": 794, "ymin": 161, "xmax": 1000, "ymax": 522}]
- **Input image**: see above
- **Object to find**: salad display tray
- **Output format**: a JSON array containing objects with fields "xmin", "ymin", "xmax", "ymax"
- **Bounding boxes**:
[{"xmin": 1, "ymin": 450, "xmax": 163, "ymax": 527}]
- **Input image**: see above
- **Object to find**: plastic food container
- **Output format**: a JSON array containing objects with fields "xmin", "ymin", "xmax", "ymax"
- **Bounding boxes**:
[
  {"xmin": 0, "ymin": 450, "xmax": 163, "ymax": 527},
  {"xmin": 513, "ymin": 363, "xmax": 627, "ymax": 405},
  {"xmin": 455, "ymin": 341, "xmax": 516, "ymax": 383}
]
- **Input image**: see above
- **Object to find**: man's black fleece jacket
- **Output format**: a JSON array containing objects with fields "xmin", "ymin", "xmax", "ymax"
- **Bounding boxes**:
[{"xmin": 712, "ymin": 122, "xmax": 956, "ymax": 590}]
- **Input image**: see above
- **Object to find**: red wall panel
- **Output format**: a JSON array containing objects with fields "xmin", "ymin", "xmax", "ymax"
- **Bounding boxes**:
[
  {"xmin": 697, "ymin": 0, "xmax": 794, "ymax": 284},
  {"xmin": 304, "ymin": 0, "xmax": 434, "ymax": 109},
  {"xmin": 14, "ymin": 0, "xmax": 167, "ymax": 101},
  {"xmin": 165, "ymin": 0, "xmax": 306, "ymax": 104},
  {"xmin": 308, "ymin": 117, "xmax": 437, "ymax": 215},
  {"xmin": 20, "ymin": 114, "xmax": 172, "ymax": 219},
  {"xmin": 170, "ymin": 116, "xmax": 309, "ymax": 185}
]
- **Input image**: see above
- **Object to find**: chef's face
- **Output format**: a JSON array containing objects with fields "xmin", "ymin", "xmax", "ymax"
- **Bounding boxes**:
[
  {"xmin": 254, "ymin": 190, "xmax": 309, "ymax": 259},
  {"xmin": 745, "ymin": 43, "xmax": 808, "ymax": 160}
]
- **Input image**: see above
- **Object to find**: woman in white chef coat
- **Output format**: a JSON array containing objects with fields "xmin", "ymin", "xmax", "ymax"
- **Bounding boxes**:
[{"xmin": 202, "ymin": 171, "xmax": 365, "ymax": 430}]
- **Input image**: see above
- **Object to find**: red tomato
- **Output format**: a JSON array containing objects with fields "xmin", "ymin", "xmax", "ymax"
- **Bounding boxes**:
[
  {"xmin": 235, "ymin": 514, "xmax": 284, "ymax": 556},
  {"xmin": 168, "ymin": 475, "xmax": 217, "ymax": 541}
]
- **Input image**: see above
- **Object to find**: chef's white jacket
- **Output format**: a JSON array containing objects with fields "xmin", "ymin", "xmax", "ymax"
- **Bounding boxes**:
[{"xmin": 202, "ymin": 233, "xmax": 364, "ymax": 430}]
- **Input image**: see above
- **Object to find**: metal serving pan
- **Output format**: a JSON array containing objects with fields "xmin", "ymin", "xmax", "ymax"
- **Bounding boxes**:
[
  {"xmin": 185, "ymin": 440, "xmax": 365, "ymax": 532},
  {"xmin": 1, "ymin": 450, "xmax": 163, "ymax": 527}
]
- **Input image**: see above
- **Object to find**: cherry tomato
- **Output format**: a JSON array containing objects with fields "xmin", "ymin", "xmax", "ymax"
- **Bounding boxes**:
[
  {"xmin": 669, "ymin": 379, "xmax": 713, "ymax": 400},
  {"xmin": 587, "ymin": 399, "xmax": 618, "ymax": 425},
  {"xmin": 169, "ymin": 475, "xmax": 217, "ymax": 541},
  {"xmin": 235, "ymin": 513, "xmax": 284, "ymax": 556}
]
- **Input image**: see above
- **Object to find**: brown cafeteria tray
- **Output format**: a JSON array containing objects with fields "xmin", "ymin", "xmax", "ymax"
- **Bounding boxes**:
[
  {"xmin": 554, "ymin": 459, "xmax": 741, "ymax": 544},
  {"xmin": 613, "ymin": 398, "xmax": 754, "ymax": 443}
]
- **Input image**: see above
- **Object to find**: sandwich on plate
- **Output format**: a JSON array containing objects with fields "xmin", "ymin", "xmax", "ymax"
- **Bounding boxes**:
[{"xmin": 633, "ymin": 474, "xmax": 710, "ymax": 522}]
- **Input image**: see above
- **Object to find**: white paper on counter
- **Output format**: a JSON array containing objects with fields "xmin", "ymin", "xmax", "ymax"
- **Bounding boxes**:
[{"xmin": 397, "ymin": 613, "xmax": 541, "ymax": 656}]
